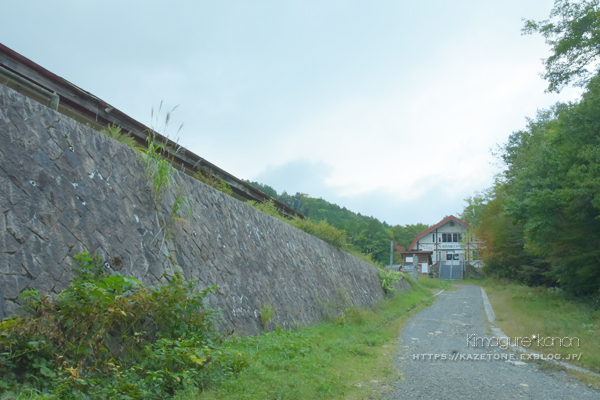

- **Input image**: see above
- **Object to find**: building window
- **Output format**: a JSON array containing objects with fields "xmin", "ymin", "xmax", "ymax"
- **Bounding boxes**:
[{"xmin": 444, "ymin": 233, "xmax": 463, "ymax": 242}]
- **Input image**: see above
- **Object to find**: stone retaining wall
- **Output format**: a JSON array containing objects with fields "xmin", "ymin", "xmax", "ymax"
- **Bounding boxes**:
[{"xmin": 0, "ymin": 84, "xmax": 389, "ymax": 334}]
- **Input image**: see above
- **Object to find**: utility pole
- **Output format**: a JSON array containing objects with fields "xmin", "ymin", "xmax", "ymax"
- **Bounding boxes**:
[
  {"xmin": 412, "ymin": 253, "xmax": 418, "ymax": 282},
  {"xmin": 390, "ymin": 240, "xmax": 394, "ymax": 268}
]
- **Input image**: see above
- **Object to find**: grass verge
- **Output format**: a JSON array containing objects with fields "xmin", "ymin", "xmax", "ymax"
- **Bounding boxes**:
[
  {"xmin": 414, "ymin": 274, "xmax": 453, "ymax": 292},
  {"xmin": 174, "ymin": 278, "xmax": 449, "ymax": 399},
  {"xmin": 471, "ymin": 279, "xmax": 600, "ymax": 376},
  {"xmin": 4, "ymin": 259, "xmax": 449, "ymax": 399}
]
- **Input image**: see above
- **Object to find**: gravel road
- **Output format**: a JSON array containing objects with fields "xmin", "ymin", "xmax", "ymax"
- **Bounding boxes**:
[{"xmin": 386, "ymin": 284, "xmax": 599, "ymax": 399}]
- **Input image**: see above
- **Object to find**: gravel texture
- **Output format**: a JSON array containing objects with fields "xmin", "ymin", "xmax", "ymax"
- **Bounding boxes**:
[{"xmin": 386, "ymin": 285, "xmax": 599, "ymax": 399}]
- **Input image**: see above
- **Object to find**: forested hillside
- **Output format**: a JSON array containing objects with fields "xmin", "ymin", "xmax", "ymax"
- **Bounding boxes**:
[
  {"xmin": 462, "ymin": 0, "xmax": 600, "ymax": 297},
  {"xmin": 245, "ymin": 181, "xmax": 428, "ymax": 264}
]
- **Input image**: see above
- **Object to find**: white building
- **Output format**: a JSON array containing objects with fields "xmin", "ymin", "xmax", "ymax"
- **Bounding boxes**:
[{"xmin": 409, "ymin": 215, "xmax": 479, "ymax": 266}]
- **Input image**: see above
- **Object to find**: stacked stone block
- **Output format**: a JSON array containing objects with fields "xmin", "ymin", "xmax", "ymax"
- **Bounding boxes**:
[{"xmin": 0, "ymin": 84, "xmax": 386, "ymax": 333}]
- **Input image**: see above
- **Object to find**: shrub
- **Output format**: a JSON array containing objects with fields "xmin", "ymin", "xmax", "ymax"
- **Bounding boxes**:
[
  {"xmin": 377, "ymin": 268, "xmax": 403, "ymax": 293},
  {"xmin": 0, "ymin": 253, "xmax": 236, "ymax": 399},
  {"xmin": 290, "ymin": 217, "xmax": 349, "ymax": 250}
]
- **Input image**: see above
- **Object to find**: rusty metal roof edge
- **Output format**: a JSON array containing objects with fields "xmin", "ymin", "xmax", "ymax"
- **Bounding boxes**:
[{"xmin": 0, "ymin": 42, "xmax": 303, "ymax": 219}]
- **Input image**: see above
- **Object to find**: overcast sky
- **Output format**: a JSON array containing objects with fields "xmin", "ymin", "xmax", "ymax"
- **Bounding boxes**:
[{"xmin": 1, "ymin": 1, "xmax": 582, "ymax": 226}]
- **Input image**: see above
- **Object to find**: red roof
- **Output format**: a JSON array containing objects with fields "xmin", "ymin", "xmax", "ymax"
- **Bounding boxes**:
[{"xmin": 408, "ymin": 215, "xmax": 470, "ymax": 250}]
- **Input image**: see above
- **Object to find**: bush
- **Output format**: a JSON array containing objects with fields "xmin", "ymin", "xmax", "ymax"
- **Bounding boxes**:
[
  {"xmin": 0, "ymin": 253, "xmax": 238, "ymax": 399},
  {"xmin": 377, "ymin": 268, "xmax": 403, "ymax": 293},
  {"xmin": 290, "ymin": 217, "xmax": 349, "ymax": 250}
]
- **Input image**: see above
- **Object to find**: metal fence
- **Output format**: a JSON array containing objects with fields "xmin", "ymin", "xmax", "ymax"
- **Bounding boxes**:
[{"xmin": 439, "ymin": 262, "xmax": 463, "ymax": 280}]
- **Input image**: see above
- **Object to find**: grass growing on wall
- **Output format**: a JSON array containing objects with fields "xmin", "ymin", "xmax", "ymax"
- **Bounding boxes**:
[
  {"xmin": 193, "ymin": 171, "xmax": 234, "ymax": 196},
  {"xmin": 347, "ymin": 249, "xmax": 385, "ymax": 268},
  {"xmin": 291, "ymin": 217, "xmax": 349, "ymax": 250},
  {"xmin": 100, "ymin": 123, "xmax": 137, "ymax": 148},
  {"xmin": 245, "ymin": 200, "xmax": 411, "ymax": 293},
  {"xmin": 245, "ymin": 200, "xmax": 349, "ymax": 250}
]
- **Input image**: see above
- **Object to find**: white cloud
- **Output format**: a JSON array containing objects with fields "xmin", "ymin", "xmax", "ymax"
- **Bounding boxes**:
[{"xmin": 0, "ymin": 0, "xmax": 583, "ymax": 226}]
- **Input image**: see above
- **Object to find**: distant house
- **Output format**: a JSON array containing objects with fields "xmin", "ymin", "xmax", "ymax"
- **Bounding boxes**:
[
  {"xmin": 399, "ymin": 251, "xmax": 433, "ymax": 274},
  {"xmin": 407, "ymin": 215, "xmax": 480, "ymax": 279}
]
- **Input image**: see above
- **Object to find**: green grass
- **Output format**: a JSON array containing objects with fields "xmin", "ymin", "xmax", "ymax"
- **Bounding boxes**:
[
  {"xmin": 245, "ymin": 200, "xmax": 349, "ymax": 250},
  {"xmin": 415, "ymin": 274, "xmax": 453, "ymax": 291},
  {"xmin": 347, "ymin": 249, "xmax": 385, "ymax": 267},
  {"xmin": 476, "ymin": 279, "xmax": 600, "ymax": 374},
  {"xmin": 100, "ymin": 123, "xmax": 137, "ymax": 148},
  {"xmin": 136, "ymin": 132, "xmax": 174, "ymax": 210},
  {"xmin": 4, "ymin": 267, "xmax": 447, "ymax": 399},
  {"xmin": 260, "ymin": 303, "xmax": 276, "ymax": 331},
  {"xmin": 193, "ymin": 171, "xmax": 234, "ymax": 196},
  {"xmin": 173, "ymin": 282, "xmax": 439, "ymax": 399}
]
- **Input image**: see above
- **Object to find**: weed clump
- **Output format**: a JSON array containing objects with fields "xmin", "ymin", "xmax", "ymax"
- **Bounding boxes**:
[
  {"xmin": 347, "ymin": 249, "xmax": 385, "ymax": 268},
  {"xmin": 377, "ymin": 268, "xmax": 403, "ymax": 293},
  {"xmin": 137, "ymin": 131, "xmax": 175, "ymax": 211},
  {"xmin": 0, "ymin": 253, "xmax": 241, "ymax": 399},
  {"xmin": 245, "ymin": 200, "xmax": 349, "ymax": 250},
  {"xmin": 245, "ymin": 198, "xmax": 403, "ymax": 294},
  {"xmin": 290, "ymin": 217, "xmax": 349, "ymax": 250},
  {"xmin": 245, "ymin": 200, "xmax": 284, "ymax": 220},
  {"xmin": 194, "ymin": 171, "xmax": 234, "ymax": 196},
  {"xmin": 260, "ymin": 304, "xmax": 276, "ymax": 331},
  {"xmin": 100, "ymin": 123, "xmax": 137, "ymax": 148}
]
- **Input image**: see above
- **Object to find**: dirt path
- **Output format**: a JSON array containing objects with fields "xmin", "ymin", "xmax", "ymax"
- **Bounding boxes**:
[{"xmin": 386, "ymin": 285, "xmax": 598, "ymax": 399}]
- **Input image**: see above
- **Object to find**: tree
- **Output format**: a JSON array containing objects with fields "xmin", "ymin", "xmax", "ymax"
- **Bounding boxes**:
[
  {"xmin": 461, "ymin": 187, "xmax": 494, "ymax": 227},
  {"xmin": 501, "ymin": 76, "xmax": 600, "ymax": 294},
  {"xmin": 244, "ymin": 181, "xmax": 424, "ymax": 265},
  {"xmin": 390, "ymin": 223, "xmax": 429, "ymax": 250},
  {"xmin": 474, "ymin": 185, "xmax": 553, "ymax": 286},
  {"xmin": 244, "ymin": 180, "xmax": 279, "ymax": 198},
  {"xmin": 471, "ymin": 74, "xmax": 600, "ymax": 295},
  {"xmin": 462, "ymin": 1, "xmax": 600, "ymax": 295},
  {"xmin": 523, "ymin": 0, "xmax": 600, "ymax": 92}
]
